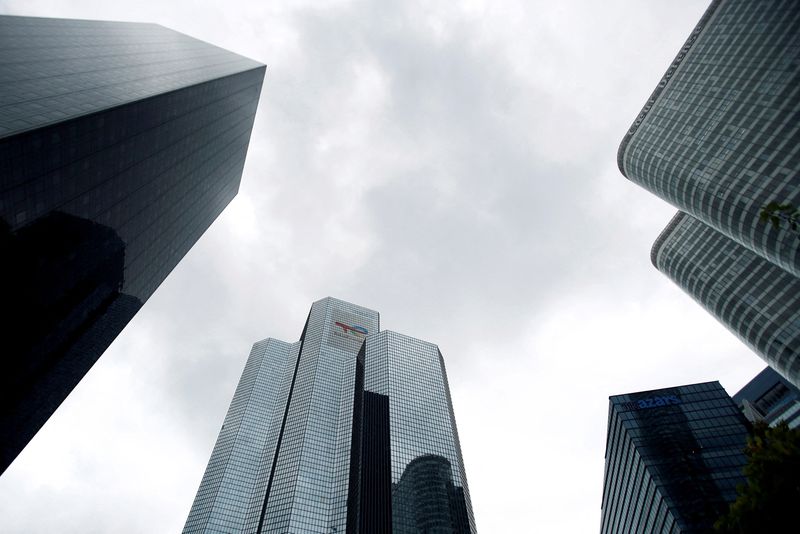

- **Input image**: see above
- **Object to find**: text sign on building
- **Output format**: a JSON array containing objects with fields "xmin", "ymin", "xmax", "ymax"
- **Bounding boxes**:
[
  {"xmin": 636, "ymin": 395, "xmax": 681, "ymax": 409},
  {"xmin": 618, "ymin": 395, "xmax": 682, "ymax": 412}
]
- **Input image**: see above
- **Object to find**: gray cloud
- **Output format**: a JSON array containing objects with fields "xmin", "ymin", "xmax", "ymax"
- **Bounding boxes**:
[{"xmin": 0, "ymin": 1, "xmax": 767, "ymax": 532}]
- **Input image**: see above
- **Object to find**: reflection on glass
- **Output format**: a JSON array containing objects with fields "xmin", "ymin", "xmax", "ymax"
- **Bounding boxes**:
[
  {"xmin": 0, "ymin": 15, "xmax": 264, "ymax": 474},
  {"xmin": 182, "ymin": 300, "xmax": 476, "ymax": 533},
  {"xmin": 629, "ymin": 393, "xmax": 727, "ymax": 529},
  {"xmin": 601, "ymin": 382, "xmax": 750, "ymax": 533},
  {"xmin": 392, "ymin": 454, "xmax": 471, "ymax": 534},
  {"xmin": 0, "ymin": 212, "xmax": 142, "ymax": 472},
  {"xmin": 347, "ymin": 331, "xmax": 477, "ymax": 533}
]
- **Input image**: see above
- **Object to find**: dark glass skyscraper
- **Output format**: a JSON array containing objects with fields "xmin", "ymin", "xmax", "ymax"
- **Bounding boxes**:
[
  {"xmin": 600, "ymin": 381, "xmax": 750, "ymax": 534},
  {"xmin": 0, "ymin": 15, "xmax": 265, "ymax": 473},
  {"xmin": 183, "ymin": 297, "xmax": 476, "ymax": 534},
  {"xmin": 618, "ymin": 0, "xmax": 800, "ymax": 385}
]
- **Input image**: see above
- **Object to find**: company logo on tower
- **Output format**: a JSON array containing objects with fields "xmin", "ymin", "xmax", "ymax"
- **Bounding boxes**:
[
  {"xmin": 327, "ymin": 308, "xmax": 374, "ymax": 352},
  {"xmin": 334, "ymin": 321, "xmax": 368, "ymax": 338}
]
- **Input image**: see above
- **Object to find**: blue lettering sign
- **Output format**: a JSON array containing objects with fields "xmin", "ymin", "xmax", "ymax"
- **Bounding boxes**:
[{"xmin": 636, "ymin": 395, "xmax": 681, "ymax": 409}]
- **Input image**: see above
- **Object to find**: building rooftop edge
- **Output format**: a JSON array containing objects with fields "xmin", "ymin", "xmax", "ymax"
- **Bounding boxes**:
[
  {"xmin": 609, "ymin": 379, "xmax": 722, "ymax": 402},
  {"xmin": 0, "ymin": 16, "xmax": 268, "ymax": 71},
  {"xmin": 313, "ymin": 296, "xmax": 380, "ymax": 315},
  {"xmin": 252, "ymin": 337, "xmax": 291, "ymax": 346},
  {"xmin": 0, "ymin": 13, "xmax": 160, "ymax": 25},
  {"xmin": 616, "ymin": 0, "xmax": 722, "ymax": 178},
  {"xmin": 373, "ymin": 329, "xmax": 440, "ymax": 349}
]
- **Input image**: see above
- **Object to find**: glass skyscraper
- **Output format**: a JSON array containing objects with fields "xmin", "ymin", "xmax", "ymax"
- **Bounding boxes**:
[
  {"xmin": 183, "ymin": 297, "xmax": 476, "ymax": 534},
  {"xmin": 618, "ymin": 0, "xmax": 800, "ymax": 385},
  {"xmin": 0, "ymin": 15, "xmax": 265, "ymax": 473},
  {"xmin": 652, "ymin": 212, "xmax": 800, "ymax": 385},
  {"xmin": 619, "ymin": 0, "xmax": 800, "ymax": 276},
  {"xmin": 600, "ymin": 381, "xmax": 750, "ymax": 534}
]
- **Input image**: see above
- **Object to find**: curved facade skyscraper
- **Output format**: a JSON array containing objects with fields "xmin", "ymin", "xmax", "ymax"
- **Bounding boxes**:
[
  {"xmin": 652, "ymin": 212, "xmax": 800, "ymax": 385},
  {"xmin": 0, "ymin": 15, "xmax": 265, "ymax": 473},
  {"xmin": 182, "ymin": 297, "xmax": 477, "ymax": 534},
  {"xmin": 618, "ymin": 0, "xmax": 800, "ymax": 386},
  {"xmin": 619, "ymin": 0, "xmax": 800, "ymax": 276}
]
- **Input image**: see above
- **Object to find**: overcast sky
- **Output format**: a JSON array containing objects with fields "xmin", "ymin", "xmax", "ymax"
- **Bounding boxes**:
[{"xmin": 0, "ymin": 1, "xmax": 767, "ymax": 532}]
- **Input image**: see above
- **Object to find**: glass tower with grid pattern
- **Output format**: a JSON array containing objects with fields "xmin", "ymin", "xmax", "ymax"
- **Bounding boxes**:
[
  {"xmin": 652, "ymin": 212, "xmax": 800, "ymax": 385},
  {"xmin": 182, "ymin": 297, "xmax": 476, "ymax": 534},
  {"xmin": 600, "ymin": 381, "xmax": 750, "ymax": 534},
  {"xmin": 618, "ymin": 0, "xmax": 800, "ymax": 386},
  {"xmin": 0, "ymin": 15, "xmax": 265, "ymax": 474}
]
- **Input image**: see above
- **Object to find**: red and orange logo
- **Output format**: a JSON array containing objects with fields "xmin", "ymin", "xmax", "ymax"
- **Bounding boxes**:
[{"xmin": 334, "ymin": 321, "xmax": 368, "ymax": 338}]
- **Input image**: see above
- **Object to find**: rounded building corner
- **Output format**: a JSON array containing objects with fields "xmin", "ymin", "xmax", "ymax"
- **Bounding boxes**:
[
  {"xmin": 616, "ymin": 136, "xmax": 631, "ymax": 179},
  {"xmin": 616, "ymin": 0, "xmax": 722, "ymax": 184},
  {"xmin": 651, "ymin": 212, "xmax": 688, "ymax": 269}
]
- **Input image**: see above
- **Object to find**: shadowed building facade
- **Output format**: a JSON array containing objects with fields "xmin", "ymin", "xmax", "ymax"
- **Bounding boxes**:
[
  {"xmin": 0, "ymin": 15, "xmax": 265, "ymax": 473},
  {"xmin": 182, "ymin": 298, "xmax": 476, "ymax": 534},
  {"xmin": 618, "ymin": 0, "xmax": 800, "ymax": 385},
  {"xmin": 600, "ymin": 382, "xmax": 750, "ymax": 534}
]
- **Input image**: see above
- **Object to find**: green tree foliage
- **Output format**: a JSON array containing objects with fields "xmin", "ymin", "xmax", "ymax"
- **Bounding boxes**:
[
  {"xmin": 715, "ymin": 421, "xmax": 800, "ymax": 533},
  {"xmin": 759, "ymin": 202, "xmax": 800, "ymax": 236}
]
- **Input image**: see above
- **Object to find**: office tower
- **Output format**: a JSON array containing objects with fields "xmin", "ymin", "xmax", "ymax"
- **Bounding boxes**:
[
  {"xmin": 733, "ymin": 366, "xmax": 800, "ymax": 428},
  {"xmin": 619, "ymin": 0, "xmax": 800, "ymax": 276},
  {"xmin": 618, "ymin": 0, "xmax": 800, "ymax": 384},
  {"xmin": 600, "ymin": 381, "xmax": 750, "ymax": 534},
  {"xmin": 0, "ymin": 15, "xmax": 265, "ymax": 474},
  {"xmin": 652, "ymin": 212, "xmax": 800, "ymax": 385},
  {"xmin": 183, "ymin": 297, "xmax": 476, "ymax": 534}
]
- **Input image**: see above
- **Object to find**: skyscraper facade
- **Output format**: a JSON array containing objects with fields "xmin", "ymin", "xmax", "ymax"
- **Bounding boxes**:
[
  {"xmin": 600, "ymin": 381, "xmax": 750, "ymax": 534},
  {"xmin": 733, "ymin": 366, "xmax": 800, "ymax": 428},
  {"xmin": 652, "ymin": 212, "xmax": 800, "ymax": 385},
  {"xmin": 183, "ymin": 297, "xmax": 476, "ymax": 534},
  {"xmin": 618, "ymin": 0, "xmax": 800, "ymax": 385},
  {"xmin": 618, "ymin": 0, "xmax": 800, "ymax": 276},
  {"xmin": 0, "ymin": 15, "xmax": 265, "ymax": 473}
]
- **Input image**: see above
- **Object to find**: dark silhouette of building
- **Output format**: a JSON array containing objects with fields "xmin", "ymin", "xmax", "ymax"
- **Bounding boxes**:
[
  {"xmin": 0, "ymin": 15, "xmax": 265, "ymax": 473},
  {"xmin": 183, "ymin": 298, "xmax": 477, "ymax": 533},
  {"xmin": 617, "ymin": 0, "xmax": 800, "ymax": 385},
  {"xmin": 601, "ymin": 382, "xmax": 749, "ymax": 533}
]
